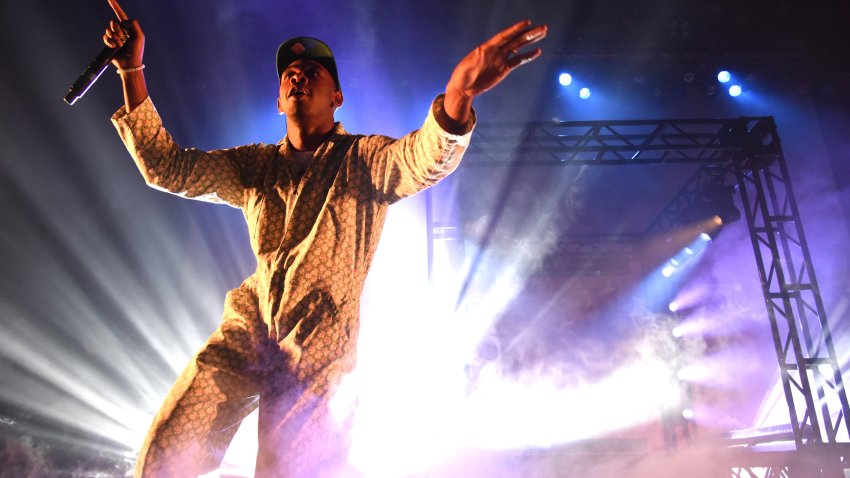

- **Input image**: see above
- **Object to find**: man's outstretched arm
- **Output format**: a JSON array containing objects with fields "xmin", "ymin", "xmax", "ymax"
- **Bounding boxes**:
[
  {"xmin": 439, "ymin": 20, "xmax": 548, "ymax": 134},
  {"xmin": 364, "ymin": 20, "xmax": 548, "ymax": 202}
]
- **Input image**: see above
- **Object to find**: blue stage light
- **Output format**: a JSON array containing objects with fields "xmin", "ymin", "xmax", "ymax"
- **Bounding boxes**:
[
  {"xmin": 728, "ymin": 84, "xmax": 742, "ymax": 97},
  {"xmin": 717, "ymin": 70, "xmax": 731, "ymax": 83},
  {"xmin": 579, "ymin": 87, "xmax": 591, "ymax": 99},
  {"xmin": 558, "ymin": 73, "xmax": 573, "ymax": 86}
]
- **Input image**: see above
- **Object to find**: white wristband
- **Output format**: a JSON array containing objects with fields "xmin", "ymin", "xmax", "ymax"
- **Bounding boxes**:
[{"xmin": 117, "ymin": 64, "xmax": 145, "ymax": 75}]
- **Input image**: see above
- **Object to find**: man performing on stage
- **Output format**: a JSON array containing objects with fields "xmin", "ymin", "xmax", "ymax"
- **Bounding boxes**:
[{"xmin": 102, "ymin": 0, "xmax": 546, "ymax": 476}]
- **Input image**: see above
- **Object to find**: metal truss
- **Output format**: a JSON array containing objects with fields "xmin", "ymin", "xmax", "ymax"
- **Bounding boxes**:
[
  {"xmin": 461, "ymin": 118, "xmax": 746, "ymax": 166},
  {"xmin": 539, "ymin": 233, "xmax": 641, "ymax": 276},
  {"xmin": 434, "ymin": 118, "xmax": 756, "ymax": 272},
  {"xmin": 730, "ymin": 119, "xmax": 850, "ymax": 450},
  {"xmin": 729, "ymin": 466, "xmax": 796, "ymax": 478},
  {"xmin": 644, "ymin": 161, "xmax": 735, "ymax": 233},
  {"xmin": 426, "ymin": 116, "xmax": 850, "ymax": 473},
  {"xmin": 730, "ymin": 467, "xmax": 790, "ymax": 478},
  {"xmin": 720, "ymin": 447, "xmax": 850, "ymax": 478}
]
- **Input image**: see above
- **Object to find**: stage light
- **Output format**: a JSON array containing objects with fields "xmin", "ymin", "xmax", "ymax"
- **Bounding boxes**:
[
  {"xmin": 668, "ymin": 301, "xmax": 680, "ymax": 313},
  {"xmin": 680, "ymin": 183, "xmax": 740, "ymax": 230},
  {"xmin": 728, "ymin": 84, "xmax": 742, "ymax": 97},
  {"xmin": 717, "ymin": 70, "xmax": 731, "ymax": 83},
  {"xmin": 699, "ymin": 187, "xmax": 741, "ymax": 227},
  {"xmin": 558, "ymin": 73, "xmax": 572, "ymax": 86},
  {"xmin": 671, "ymin": 318, "xmax": 707, "ymax": 339},
  {"xmin": 659, "ymin": 230, "xmax": 715, "ymax": 284},
  {"xmin": 579, "ymin": 87, "xmax": 591, "ymax": 99},
  {"xmin": 682, "ymin": 408, "xmax": 695, "ymax": 420}
]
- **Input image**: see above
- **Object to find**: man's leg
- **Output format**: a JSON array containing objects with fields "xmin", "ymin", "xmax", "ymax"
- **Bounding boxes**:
[
  {"xmin": 254, "ymin": 365, "xmax": 353, "ymax": 478},
  {"xmin": 135, "ymin": 282, "xmax": 265, "ymax": 478},
  {"xmin": 254, "ymin": 291, "xmax": 359, "ymax": 478}
]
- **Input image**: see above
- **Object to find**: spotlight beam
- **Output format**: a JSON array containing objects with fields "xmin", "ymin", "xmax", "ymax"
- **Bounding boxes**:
[{"xmin": 453, "ymin": 160, "xmax": 525, "ymax": 309}]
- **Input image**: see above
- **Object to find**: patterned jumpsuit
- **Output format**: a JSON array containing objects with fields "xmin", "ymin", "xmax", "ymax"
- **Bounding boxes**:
[{"xmin": 111, "ymin": 95, "xmax": 475, "ymax": 477}]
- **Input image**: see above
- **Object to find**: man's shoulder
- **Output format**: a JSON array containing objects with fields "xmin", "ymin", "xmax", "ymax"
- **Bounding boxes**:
[
  {"xmin": 331, "ymin": 122, "xmax": 396, "ymax": 144},
  {"xmin": 330, "ymin": 130, "xmax": 395, "ymax": 150},
  {"xmin": 222, "ymin": 142, "xmax": 280, "ymax": 156}
]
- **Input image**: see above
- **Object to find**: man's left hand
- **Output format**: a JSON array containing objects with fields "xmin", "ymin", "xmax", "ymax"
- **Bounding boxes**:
[{"xmin": 442, "ymin": 20, "xmax": 547, "ymax": 129}]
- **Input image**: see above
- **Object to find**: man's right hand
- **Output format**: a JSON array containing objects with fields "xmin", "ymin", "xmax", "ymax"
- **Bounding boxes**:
[
  {"xmin": 103, "ymin": 0, "xmax": 149, "ymax": 113},
  {"xmin": 104, "ymin": 19, "xmax": 144, "ymax": 69},
  {"xmin": 103, "ymin": 0, "xmax": 144, "ymax": 70}
]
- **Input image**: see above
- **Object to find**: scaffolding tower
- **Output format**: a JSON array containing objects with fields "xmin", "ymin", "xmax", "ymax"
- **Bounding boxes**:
[{"xmin": 425, "ymin": 117, "xmax": 850, "ymax": 476}]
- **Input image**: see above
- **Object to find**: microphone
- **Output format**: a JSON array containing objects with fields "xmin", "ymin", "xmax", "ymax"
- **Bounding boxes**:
[{"xmin": 63, "ymin": 43, "xmax": 122, "ymax": 105}]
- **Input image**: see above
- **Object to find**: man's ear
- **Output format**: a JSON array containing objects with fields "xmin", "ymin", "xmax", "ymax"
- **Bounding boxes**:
[
  {"xmin": 333, "ymin": 90, "xmax": 344, "ymax": 108},
  {"xmin": 277, "ymin": 97, "xmax": 284, "ymax": 115}
]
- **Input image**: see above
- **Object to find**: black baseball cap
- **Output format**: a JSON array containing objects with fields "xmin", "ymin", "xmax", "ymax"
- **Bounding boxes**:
[{"xmin": 276, "ymin": 37, "xmax": 340, "ymax": 90}]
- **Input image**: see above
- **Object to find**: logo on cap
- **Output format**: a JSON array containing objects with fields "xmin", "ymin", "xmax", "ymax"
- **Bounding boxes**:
[{"xmin": 291, "ymin": 42, "xmax": 306, "ymax": 55}]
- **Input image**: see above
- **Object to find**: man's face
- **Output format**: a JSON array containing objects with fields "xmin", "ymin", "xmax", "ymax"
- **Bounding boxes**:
[{"xmin": 278, "ymin": 59, "xmax": 343, "ymax": 122}]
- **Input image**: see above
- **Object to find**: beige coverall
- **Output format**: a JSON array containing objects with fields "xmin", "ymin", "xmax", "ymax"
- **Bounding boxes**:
[{"xmin": 111, "ymin": 95, "xmax": 474, "ymax": 477}]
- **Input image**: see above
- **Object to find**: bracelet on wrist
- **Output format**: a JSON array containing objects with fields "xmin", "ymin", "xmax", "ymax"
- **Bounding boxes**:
[{"xmin": 117, "ymin": 64, "xmax": 145, "ymax": 75}]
